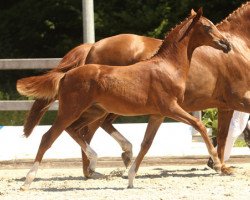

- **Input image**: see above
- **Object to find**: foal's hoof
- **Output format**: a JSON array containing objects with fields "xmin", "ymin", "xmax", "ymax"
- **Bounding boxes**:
[
  {"xmin": 206, "ymin": 158, "xmax": 221, "ymax": 173},
  {"xmin": 127, "ymin": 184, "xmax": 134, "ymax": 189},
  {"xmin": 91, "ymin": 171, "xmax": 106, "ymax": 179},
  {"xmin": 20, "ymin": 185, "xmax": 29, "ymax": 191},
  {"xmin": 122, "ymin": 151, "xmax": 132, "ymax": 168},
  {"xmin": 213, "ymin": 164, "xmax": 222, "ymax": 173},
  {"xmin": 83, "ymin": 168, "xmax": 95, "ymax": 179},
  {"xmin": 221, "ymin": 165, "xmax": 235, "ymax": 175}
]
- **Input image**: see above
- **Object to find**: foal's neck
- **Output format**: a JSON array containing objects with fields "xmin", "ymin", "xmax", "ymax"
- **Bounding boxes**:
[{"xmin": 153, "ymin": 32, "xmax": 195, "ymax": 73}]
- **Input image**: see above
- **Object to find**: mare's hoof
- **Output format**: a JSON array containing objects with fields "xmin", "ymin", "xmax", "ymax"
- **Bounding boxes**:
[
  {"xmin": 122, "ymin": 151, "xmax": 132, "ymax": 168},
  {"xmin": 207, "ymin": 157, "xmax": 214, "ymax": 169}
]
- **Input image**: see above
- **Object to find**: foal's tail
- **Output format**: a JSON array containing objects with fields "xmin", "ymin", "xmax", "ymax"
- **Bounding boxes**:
[
  {"xmin": 17, "ymin": 72, "xmax": 65, "ymax": 100},
  {"xmin": 17, "ymin": 72, "xmax": 64, "ymax": 138},
  {"xmin": 19, "ymin": 43, "xmax": 93, "ymax": 138}
]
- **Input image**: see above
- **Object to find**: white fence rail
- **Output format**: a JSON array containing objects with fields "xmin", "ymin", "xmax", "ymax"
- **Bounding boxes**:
[
  {"xmin": 0, "ymin": 58, "xmax": 61, "ymax": 111},
  {"xmin": 0, "ymin": 58, "xmax": 61, "ymax": 70},
  {"xmin": 0, "ymin": 59, "xmax": 201, "ymax": 121},
  {"xmin": 0, "ymin": 100, "xmax": 58, "ymax": 111}
]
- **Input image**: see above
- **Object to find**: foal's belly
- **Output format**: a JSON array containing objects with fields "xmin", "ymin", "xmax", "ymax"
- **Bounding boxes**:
[{"xmin": 96, "ymin": 101, "xmax": 157, "ymax": 116}]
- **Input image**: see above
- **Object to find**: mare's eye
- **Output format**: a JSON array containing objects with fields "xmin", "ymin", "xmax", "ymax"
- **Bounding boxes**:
[{"xmin": 204, "ymin": 25, "xmax": 212, "ymax": 32}]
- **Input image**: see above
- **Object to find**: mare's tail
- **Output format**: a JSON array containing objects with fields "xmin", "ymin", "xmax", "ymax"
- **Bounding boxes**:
[{"xmin": 23, "ymin": 99, "xmax": 54, "ymax": 137}]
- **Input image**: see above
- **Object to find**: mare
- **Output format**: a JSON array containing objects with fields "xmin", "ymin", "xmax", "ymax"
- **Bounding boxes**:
[
  {"xmin": 17, "ymin": 9, "xmax": 231, "ymax": 189},
  {"xmin": 21, "ymin": 2, "xmax": 249, "ymax": 178}
]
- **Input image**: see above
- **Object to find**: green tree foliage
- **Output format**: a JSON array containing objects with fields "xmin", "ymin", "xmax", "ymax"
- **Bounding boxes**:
[
  {"xmin": 94, "ymin": 0, "xmax": 170, "ymax": 39},
  {"xmin": 0, "ymin": 0, "xmax": 246, "ymax": 58},
  {"xmin": 202, "ymin": 109, "xmax": 218, "ymax": 136},
  {"xmin": 0, "ymin": 0, "xmax": 82, "ymax": 58}
]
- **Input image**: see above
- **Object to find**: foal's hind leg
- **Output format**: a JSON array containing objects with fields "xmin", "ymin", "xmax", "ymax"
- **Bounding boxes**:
[
  {"xmin": 128, "ymin": 115, "xmax": 164, "ymax": 188},
  {"xmin": 20, "ymin": 116, "xmax": 74, "ymax": 191},
  {"xmin": 101, "ymin": 113, "xmax": 133, "ymax": 168},
  {"xmin": 20, "ymin": 99, "xmax": 93, "ymax": 190},
  {"xmin": 65, "ymin": 107, "xmax": 108, "ymax": 178},
  {"xmin": 167, "ymin": 101, "xmax": 221, "ymax": 172}
]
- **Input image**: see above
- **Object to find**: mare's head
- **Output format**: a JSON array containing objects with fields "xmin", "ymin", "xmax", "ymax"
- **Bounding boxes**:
[{"xmin": 183, "ymin": 8, "xmax": 231, "ymax": 53}]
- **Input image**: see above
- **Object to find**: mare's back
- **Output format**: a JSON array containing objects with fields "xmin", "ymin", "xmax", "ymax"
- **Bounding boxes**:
[{"xmin": 85, "ymin": 34, "xmax": 162, "ymax": 66}]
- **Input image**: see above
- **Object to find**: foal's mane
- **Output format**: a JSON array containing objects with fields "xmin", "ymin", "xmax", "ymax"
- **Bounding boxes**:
[
  {"xmin": 217, "ymin": 1, "xmax": 250, "ymax": 29},
  {"xmin": 153, "ymin": 14, "xmax": 196, "ymax": 57}
]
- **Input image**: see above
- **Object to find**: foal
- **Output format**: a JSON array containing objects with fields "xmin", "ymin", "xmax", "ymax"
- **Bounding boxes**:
[{"xmin": 17, "ymin": 9, "xmax": 231, "ymax": 189}]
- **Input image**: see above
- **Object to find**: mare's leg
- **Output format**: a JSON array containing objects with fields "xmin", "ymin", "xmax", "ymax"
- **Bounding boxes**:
[
  {"xmin": 128, "ymin": 115, "xmax": 164, "ymax": 188},
  {"xmin": 101, "ymin": 113, "xmax": 133, "ymax": 168},
  {"xmin": 23, "ymin": 98, "xmax": 54, "ymax": 137},
  {"xmin": 216, "ymin": 109, "xmax": 234, "ymax": 174}
]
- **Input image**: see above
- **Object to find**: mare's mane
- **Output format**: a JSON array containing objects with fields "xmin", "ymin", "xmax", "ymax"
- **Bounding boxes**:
[{"xmin": 217, "ymin": 1, "xmax": 250, "ymax": 29}]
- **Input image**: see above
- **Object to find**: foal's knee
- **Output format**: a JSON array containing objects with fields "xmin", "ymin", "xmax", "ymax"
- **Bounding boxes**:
[
  {"xmin": 40, "ymin": 133, "xmax": 54, "ymax": 150},
  {"xmin": 194, "ymin": 120, "xmax": 207, "ymax": 133}
]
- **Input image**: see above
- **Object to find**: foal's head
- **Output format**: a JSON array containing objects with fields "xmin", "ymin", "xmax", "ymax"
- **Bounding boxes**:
[{"xmin": 184, "ymin": 8, "xmax": 231, "ymax": 53}]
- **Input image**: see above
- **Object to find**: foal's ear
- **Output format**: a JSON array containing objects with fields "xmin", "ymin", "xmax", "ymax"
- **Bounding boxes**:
[
  {"xmin": 196, "ymin": 7, "xmax": 203, "ymax": 17},
  {"xmin": 193, "ymin": 7, "xmax": 203, "ymax": 21},
  {"xmin": 190, "ymin": 9, "xmax": 196, "ymax": 16}
]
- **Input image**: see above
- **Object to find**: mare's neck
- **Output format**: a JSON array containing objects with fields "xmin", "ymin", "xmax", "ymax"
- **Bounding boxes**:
[{"xmin": 217, "ymin": 4, "xmax": 250, "ymax": 41}]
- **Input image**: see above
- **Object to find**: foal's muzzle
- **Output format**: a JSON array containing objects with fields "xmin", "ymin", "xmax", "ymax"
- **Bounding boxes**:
[{"xmin": 216, "ymin": 39, "xmax": 231, "ymax": 53}]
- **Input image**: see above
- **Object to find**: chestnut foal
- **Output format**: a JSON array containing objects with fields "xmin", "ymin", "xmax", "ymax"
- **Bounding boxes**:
[
  {"xmin": 17, "ymin": 9, "xmax": 231, "ymax": 189},
  {"xmin": 22, "ymin": 2, "xmax": 250, "ymax": 178}
]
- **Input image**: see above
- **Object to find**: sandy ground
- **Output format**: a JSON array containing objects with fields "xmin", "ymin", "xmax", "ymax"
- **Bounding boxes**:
[{"xmin": 0, "ymin": 161, "xmax": 249, "ymax": 200}]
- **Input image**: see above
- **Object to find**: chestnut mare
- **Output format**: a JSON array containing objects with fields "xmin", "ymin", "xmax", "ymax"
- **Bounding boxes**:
[
  {"xmin": 17, "ymin": 9, "xmax": 231, "ymax": 189},
  {"xmin": 21, "ymin": 2, "xmax": 249, "ymax": 179}
]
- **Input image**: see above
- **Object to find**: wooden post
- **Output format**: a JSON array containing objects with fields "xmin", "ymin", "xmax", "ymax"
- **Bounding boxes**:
[{"xmin": 82, "ymin": 0, "xmax": 95, "ymax": 43}]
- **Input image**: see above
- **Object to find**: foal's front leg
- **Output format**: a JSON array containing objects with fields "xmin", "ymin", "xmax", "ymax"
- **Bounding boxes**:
[
  {"xmin": 71, "ymin": 111, "xmax": 132, "ymax": 178},
  {"xmin": 66, "ymin": 126, "xmax": 98, "ymax": 177},
  {"xmin": 128, "ymin": 115, "xmax": 164, "ymax": 188},
  {"xmin": 167, "ymin": 101, "xmax": 222, "ymax": 172}
]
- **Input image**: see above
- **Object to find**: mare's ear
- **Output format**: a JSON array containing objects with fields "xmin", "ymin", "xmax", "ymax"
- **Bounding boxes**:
[{"xmin": 190, "ymin": 9, "xmax": 196, "ymax": 16}]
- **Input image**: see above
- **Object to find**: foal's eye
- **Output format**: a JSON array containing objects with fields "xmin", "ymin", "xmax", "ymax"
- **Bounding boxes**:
[{"xmin": 204, "ymin": 25, "xmax": 212, "ymax": 32}]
